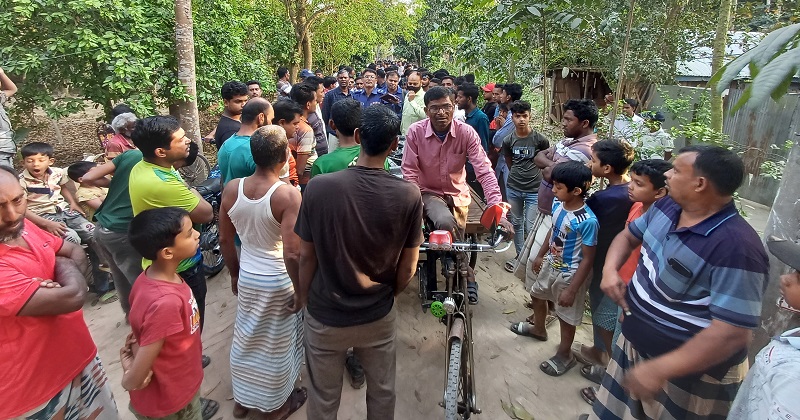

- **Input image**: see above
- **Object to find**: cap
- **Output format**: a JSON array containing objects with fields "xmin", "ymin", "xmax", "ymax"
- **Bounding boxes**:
[
  {"xmin": 299, "ymin": 69, "xmax": 315, "ymax": 79},
  {"xmin": 768, "ymin": 236, "xmax": 800, "ymax": 271},
  {"xmin": 643, "ymin": 110, "xmax": 666, "ymax": 122},
  {"xmin": 482, "ymin": 82, "xmax": 496, "ymax": 92}
]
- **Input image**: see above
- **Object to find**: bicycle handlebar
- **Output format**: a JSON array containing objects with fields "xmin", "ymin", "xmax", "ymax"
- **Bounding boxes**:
[{"xmin": 420, "ymin": 240, "xmax": 513, "ymax": 253}]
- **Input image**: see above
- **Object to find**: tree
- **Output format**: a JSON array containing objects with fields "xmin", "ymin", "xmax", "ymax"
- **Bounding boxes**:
[{"xmin": 709, "ymin": 0, "xmax": 734, "ymax": 131}]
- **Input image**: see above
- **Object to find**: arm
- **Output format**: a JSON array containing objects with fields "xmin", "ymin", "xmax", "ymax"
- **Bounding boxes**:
[
  {"xmin": 82, "ymin": 197, "xmax": 104, "ymax": 210},
  {"xmin": 17, "ymin": 256, "xmax": 87, "ymax": 316},
  {"xmin": 558, "ymin": 244, "xmax": 596, "ymax": 307},
  {"xmin": 120, "ymin": 337, "xmax": 163, "ymax": 391},
  {"xmin": 82, "ymin": 159, "xmax": 116, "ymax": 188},
  {"xmin": 534, "ymin": 146, "xmax": 557, "ymax": 181},
  {"xmin": 295, "ymin": 153, "xmax": 311, "ymax": 185},
  {"xmin": 61, "ymin": 182, "xmax": 85, "ymax": 216},
  {"xmin": 25, "ymin": 211, "xmax": 68, "ymax": 237},
  {"xmin": 0, "ymin": 67, "xmax": 17, "ymax": 97},
  {"xmin": 395, "ymin": 247, "xmax": 419, "ymax": 295},
  {"xmin": 502, "ymin": 138, "xmax": 513, "ymax": 170},
  {"xmin": 624, "ymin": 320, "xmax": 751, "ymax": 400},
  {"xmin": 600, "ymin": 228, "xmax": 643, "ymax": 311},
  {"xmin": 531, "ymin": 229, "xmax": 553, "ymax": 274},
  {"xmin": 467, "ymin": 130, "xmax": 503, "ymax": 206},
  {"xmin": 275, "ymin": 187, "xmax": 302, "ymax": 289},
  {"xmin": 400, "ymin": 130, "xmax": 421, "ymax": 187},
  {"xmin": 187, "ymin": 189, "xmax": 213, "ymax": 223},
  {"xmin": 218, "ymin": 180, "xmax": 240, "ymax": 295},
  {"xmin": 290, "ymin": 239, "xmax": 317, "ymax": 312}
]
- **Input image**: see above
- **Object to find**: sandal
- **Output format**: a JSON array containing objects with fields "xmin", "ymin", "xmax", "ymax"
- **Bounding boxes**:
[
  {"xmin": 539, "ymin": 355, "xmax": 576, "ymax": 377},
  {"xmin": 580, "ymin": 386, "xmax": 599, "ymax": 405},
  {"xmin": 467, "ymin": 281, "xmax": 479, "ymax": 304},
  {"xmin": 279, "ymin": 387, "xmax": 308, "ymax": 420},
  {"xmin": 580, "ymin": 364, "xmax": 605, "ymax": 385},
  {"xmin": 202, "ymin": 354, "xmax": 211, "ymax": 369},
  {"xmin": 98, "ymin": 290, "xmax": 118, "ymax": 304},
  {"xmin": 509, "ymin": 322, "xmax": 548, "ymax": 341},
  {"xmin": 571, "ymin": 343, "xmax": 608, "ymax": 367},
  {"xmin": 504, "ymin": 258, "xmax": 516, "ymax": 273},
  {"xmin": 200, "ymin": 398, "xmax": 220, "ymax": 420},
  {"xmin": 525, "ymin": 313, "xmax": 557, "ymax": 328}
]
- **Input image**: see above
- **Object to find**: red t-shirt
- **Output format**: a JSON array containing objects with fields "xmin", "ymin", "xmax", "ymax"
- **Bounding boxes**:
[
  {"xmin": 128, "ymin": 271, "xmax": 203, "ymax": 417},
  {"xmin": 0, "ymin": 220, "xmax": 97, "ymax": 418},
  {"xmin": 618, "ymin": 202, "xmax": 644, "ymax": 283}
]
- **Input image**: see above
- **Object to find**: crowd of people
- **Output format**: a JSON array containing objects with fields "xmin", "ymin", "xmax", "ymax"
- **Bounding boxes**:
[{"xmin": 0, "ymin": 58, "xmax": 797, "ymax": 420}]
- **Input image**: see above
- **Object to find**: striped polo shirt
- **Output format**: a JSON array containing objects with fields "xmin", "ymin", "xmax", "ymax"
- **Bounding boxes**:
[{"xmin": 622, "ymin": 196, "xmax": 769, "ymax": 373}]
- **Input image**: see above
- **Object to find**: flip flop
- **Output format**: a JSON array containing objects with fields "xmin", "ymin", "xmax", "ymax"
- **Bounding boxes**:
[
  {"xmin": 509, "ymin": 322, "xmax": 548, "ymax": 341},
  {"xmin": 525, "ymin": 313, "xmax": 558, "ymax": 328},
  {"xmin": 202, "ymin": 354, "xmax": 211, "ymax": 369},
  {"xmin": 279, "ymin": 387, "xmax": 308, "ymax": 420},
  {"xmin": 200, "ymin": 398, "xmax": 220, "ymax": 420},
  {"xmin": 504, "ymin": 258, "xmax": 516, "ymax": 273},
  {"xmin": 539, "ymin": 355, "xmax": 576, "ymax": 377},
  {"xmin": 580, "ymin": 386, "xmax": 599, "ymax": 405},
  {"xmin": 580, "ymin": 364, "xmax": 605, "ymax": 385},
  {"xmin": 98, "ymin": 290, "xmax": 118, "ymax": 304},
  {"xmin": 571, "ymin": 343, "xmax": 607, "ymax": 367}
]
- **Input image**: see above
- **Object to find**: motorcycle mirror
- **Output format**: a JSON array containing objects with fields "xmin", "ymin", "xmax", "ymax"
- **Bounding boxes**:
[{"xmin": 479, "ymin": 203, "xmax": 506, "ymax": 230}]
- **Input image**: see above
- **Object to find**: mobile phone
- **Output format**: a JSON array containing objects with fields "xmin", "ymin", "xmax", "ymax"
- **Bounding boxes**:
[{"xmin": 381, "ymin": 93, "xmax": 399, "ymax": 104}]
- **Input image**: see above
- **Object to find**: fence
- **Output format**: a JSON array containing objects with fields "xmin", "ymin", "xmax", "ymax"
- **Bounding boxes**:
[{"xmin": 650, "ymin": 85, "xmax": 800, "ymax": 206}]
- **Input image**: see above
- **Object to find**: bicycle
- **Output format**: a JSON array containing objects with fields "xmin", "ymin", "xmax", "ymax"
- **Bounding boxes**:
[{"xmin": 418, "ymin": 203, "xmax": 512, "ymax": 419}]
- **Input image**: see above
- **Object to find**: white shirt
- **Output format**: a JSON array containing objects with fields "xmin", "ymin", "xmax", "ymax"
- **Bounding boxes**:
[{"xmin": 613, "ymin": 114, "xmax": 645, "ymax": 142}]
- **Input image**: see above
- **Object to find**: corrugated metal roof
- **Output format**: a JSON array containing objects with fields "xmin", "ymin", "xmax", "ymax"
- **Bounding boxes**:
[{"xmin": 676, "ymin": 31, "xmax": 765, "ymax": 79}]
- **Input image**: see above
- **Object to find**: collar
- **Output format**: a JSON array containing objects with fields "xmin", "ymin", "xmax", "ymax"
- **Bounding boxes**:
[
  {"xmin": 21, "ymin": 167, "xmax": 52, "ymax": 182},
  {"xmin": 666, "ymin": 197, "xmax": 739, "ymax": 237},
  {"xmin": 779, "ymin": 327, "xmax": 800, "ymax": 350},
  {"xmin": 423, "ymin": 118, "xmax": 456, "ymax": 141},
  {"xmin": 465, "ymin": 107, "xmax": 480, "ymax": 119},
  {"xmin": 563, "ymin": 133, "xmax": 597, "ymax": 146}
]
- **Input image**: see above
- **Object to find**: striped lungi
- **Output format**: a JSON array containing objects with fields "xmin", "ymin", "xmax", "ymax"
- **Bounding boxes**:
[
  {"xmin": 230, "ymin": 270, "xmax": 304, "ymax": 412},
  {"xmin": 17, "ymin": 354, "xmax": 117, "ymax": 420},
  {"xmin": 591, "ymin": 333, "xmax": 748, "ymax": 420}
]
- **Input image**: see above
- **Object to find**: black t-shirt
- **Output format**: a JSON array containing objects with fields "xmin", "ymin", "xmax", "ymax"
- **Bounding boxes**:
[
  {"xmin": 214, "ymin": 115, "xmax": 241, "ymax": 149},
  {"xmin": 502, "ymin": 131, "xmax": 550, "ymax": 192},
  {"xmin": 586, "ymin": 182, "xmax": 633, "ymax": 269},
  {"xmin": 295, "ymin": 166, "xmax": 423, "ymax": 327},
  {"xmin": 482, "ymin": 101, "xmax": 497, "ymax": 121}
]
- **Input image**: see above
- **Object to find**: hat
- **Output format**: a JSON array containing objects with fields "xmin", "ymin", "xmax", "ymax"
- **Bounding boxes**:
[
  {"xmin": 643, "ymin": 110, "xmax": 666, "ymax": 122},
  {"xmin": 299, "ymin": 69, "xmax": 315, "ymax": 79},
  {"xmin": 767, "ymin": 236, "xmax": 800, "ymax": 271},
  {"xmin": 483, "ymin": 83, "xmax": 496, "ymax": 92}
]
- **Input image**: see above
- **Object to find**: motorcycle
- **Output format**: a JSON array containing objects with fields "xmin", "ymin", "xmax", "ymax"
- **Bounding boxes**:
[{"xmin": 194, "ymin": 165, "xmax": 225, "ymax": 277}]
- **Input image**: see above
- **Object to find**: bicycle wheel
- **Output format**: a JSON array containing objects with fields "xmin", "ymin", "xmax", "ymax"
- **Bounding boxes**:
[
  {"xmin": 179, "ymin": 153, "xmax": 211, "ymax": 187},
  {"xmin": 444, "ymin": 338, "xmax": 463, "ymax": 420}
]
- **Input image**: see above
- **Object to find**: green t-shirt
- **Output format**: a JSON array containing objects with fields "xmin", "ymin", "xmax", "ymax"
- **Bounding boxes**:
[
  {"xmin": 129, "ymin": 160, "xmax": 201, "ymax": 272},
  {"xmin": 311, "ymin": 145, "xmax": 391, "ymax": 177},
  {"xmin": 217, "ymin": 134, "xmax": 256, "ymax": 184},
  {"xmin": 94, "ymin": 150, "xmax": 142, "ymax": 232}
]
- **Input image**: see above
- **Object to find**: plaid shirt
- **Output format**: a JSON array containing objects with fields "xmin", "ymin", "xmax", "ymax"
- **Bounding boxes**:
[{"xmin": 19, "ymin": 167, "xmax": 69, "ymax": 215}]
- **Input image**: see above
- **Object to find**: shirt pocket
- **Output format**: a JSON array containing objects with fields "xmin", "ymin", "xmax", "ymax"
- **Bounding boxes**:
[{"xmin": 447, "ymin": 148, "xmax": 466, "ymax": 174}]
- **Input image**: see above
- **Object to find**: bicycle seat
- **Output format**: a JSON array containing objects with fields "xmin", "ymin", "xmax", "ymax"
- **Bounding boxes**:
[
  {"xmin": 428, "ymin": 230, "xmax": 453, "ymax": 250},
  {"xmin": 195, "ymin": 177, "xmax": 222, "ymax": 195}
]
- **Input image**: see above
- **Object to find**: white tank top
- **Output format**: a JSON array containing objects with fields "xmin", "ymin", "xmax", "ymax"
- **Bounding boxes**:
[{"xmin": 227, "ymin": 179, "xmax": 286, "ymax": 275}]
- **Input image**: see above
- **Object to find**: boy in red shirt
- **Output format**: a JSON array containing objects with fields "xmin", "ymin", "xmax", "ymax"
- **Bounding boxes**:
[{"xmin": 121, "ymin": 207, "xmax": 219, "ymax": 419}]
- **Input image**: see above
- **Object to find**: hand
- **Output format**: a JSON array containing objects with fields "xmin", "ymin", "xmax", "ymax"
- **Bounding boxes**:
[
  {"xmin": 202, "ymin": 137, "xmax": 213, "ymax": 144},
  {"xmin": 532, "ymin": 257, "xmax": 543, "ymax": 274},
  {"xmin": 230, "ymin": 274, "xmax": 239, "ymax": 296},
  {"xmin": 408, "ymin": 91, "xmax": 416, "ymax": 101},
  {"xmin": 119, "ymin": 333, "xmax": 136, "ymax": 372},
  {"xmin": 44, "ymin": 220, "xmax": 68, "ymax": 237},
  {"xmin": 37, "ymin": 278, "xmax": 61, "ymax": 288},
  {"xmin": 558, "ymin": 287, "xmax": 577, "ymax": 307},
  {"xmin": 494, "ymin": 116, "xmax": 504, "ymax": 127},
  {"xmin": 499, "ymin": 216, "xmax": 514, "ymax": 236},
  {"xmin": 600, "ymin": 268, "xmax": 629, "ymax": 313},
  {"xmin": 623, "ymin": 360, "xmax": 667, "ymax": 401},
  {"xmin": 287, "ymin": 293, "xmax": 305, "ymax": 314},
  {"xmin": 69, "ymin": 204, "xmax": 86, "ymax": 217}
]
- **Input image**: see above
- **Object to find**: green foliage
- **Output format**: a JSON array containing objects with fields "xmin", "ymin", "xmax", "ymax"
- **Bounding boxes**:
[{"xmin": 655, "ymin": 87, "xmax": 728, "ymax": 146}]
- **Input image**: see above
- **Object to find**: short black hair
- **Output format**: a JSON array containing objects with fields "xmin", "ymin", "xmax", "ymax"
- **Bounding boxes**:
[
  {"xmin": 250, "ymin": 126, "xmax": 289, "ymax": 168},
  {"xmin": 423, "ymin": 86, "xmax": 453, "ymax": 106},
  {"xmin": 457, "ymin": 83, "xmax": 479, "ymax": 103},
  {"xmin": 131, "ymin": 115, "xmax": 182, "ymax": 158},
  {"xmin": 464, "ymin": 73, "xmax": 475, "ymax": 84},
  {"xmin": 624, "ymin": 98, "xmax": 639, "ymax": 109},
  {"xmin": 330, "ymin": 99, "xmax": 361, "ymax": 136},
  {"xmin": 271, "ymin": 100, "xmax": 304, "ymax": 124},
  {"xmin": 128, "ymin": 207, "xmax": 190, "ymax": 261},
  {"xmin": 304, "ymin": 76, "xmax": 323, "ymax": 89},
  {"xmin": 563, "ymin": 99, "xmax": 599, "ymax": 128},
  {"xmin": 240, "ymin": 98, "xmax": 272, "ymax": 124},
  {"xmin": 441, "ymin": 75, "xmax": 455, "ymax": 83},
  {"xmin": 221, "ymin": 81, "xmax": 248, "ymax": 100},
  {"xmin": 386, "ymin": 70, "xmax": 399, "ymax": 79},
  {"xmin": 510, "ymin": 100, "xmax": 531, "ymax": 115},
  {"xmin": 631, "ymin": 159, "xmax": 672, "ymax": 189},
  {"xmin": 111, "ymin": 103, "xmax": 135, "ymax": 118},
  {"xmin": 498, "ymin": 102, "xmax": 509, "ymax": 112},
  {"xmin": 592, "ymin": 139, "xmax": 635, "ymax": 175},
  {"xmin": 289, "ymin": 83, "xmax": 316, "ymax": 107},
  {"xmin": 454, "ymin": 76, "xmax": 464, "ymax": 86},
  {"xmin": 679, "ymin": 145, "xmax": 745, "ymax": 196},
  {"xmin": 0, "ymin": 165, "xmax": 17, "ymax": 178},
  {"xmin": 322, "ymin": 76, "xmax": 337, "ymax": 89},
  {"xmin": 67, "ymin": 161, "xmax": 97, "ymax": 182},
  {"xmin": 20, "ymin": 142, "xmax": 54, "ymax": 158},
  {"xmin": 376, "ymin": 69, "xmax": 386, "ymax": 78},
  {"xmin": 277, "ymin": 67, "xmax": 289, "ymax": 79},
  {"xmin": 246, "ymin": 80, "xmax": 261, "ymax": 87},
  {"xmin": 551, "ymin": 161, "xmax": 593, "ymax": 197},
  {"xmin": 343, "ymin": 66, "xmax": 354, "ymax": 76},
  {"xmin": 502, "ymin": 83, "xmax": 523, "ymax": 101},
  {"xmin": 362, "ymin": 68, "xmax": 377, "ymax": 77},
  {"xmin": 360, "ymin": 105, "xmax": 400, "ymax": 156},
  {"xmin": 430, "ymin": 78, "xmax": 442, "ymax": 85}
]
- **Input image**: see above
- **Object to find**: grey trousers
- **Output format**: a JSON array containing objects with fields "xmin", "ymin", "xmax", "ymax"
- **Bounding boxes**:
[
  {"xmin": 94, "ymin": 223, "xmax": 143, "ymax": 314},
  {"xmin": 304, "ymin": 307, "xmax": 397, "ymax": 420}
]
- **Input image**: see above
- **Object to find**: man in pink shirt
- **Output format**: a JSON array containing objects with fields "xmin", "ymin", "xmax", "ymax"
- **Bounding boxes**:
[{"xmin": 402, "ymin": 86, "xmax": 511, "ymax": 304}]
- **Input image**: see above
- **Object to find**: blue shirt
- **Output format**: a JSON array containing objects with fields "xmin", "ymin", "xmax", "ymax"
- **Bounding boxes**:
[
  {"xmin": 546, "ymin": 200, "xmax": 599, "ymax": 272},
  {"xmin": 623, "ymin": 197, "xmax": 769, "ymax": 372},
  {"xmin": 217, "ymin": 134, "xmax": 255, "ymax": 184},
  {"xmin": 464, "ymin": 108, "xmax": 491, "ymax": 152},
  {"xmin": 492, "ymin": 112, "xmax": 514, "ymax": 176},
  {"xmin": 352, "ymin": 87, "xmax": 386, "ymax": 108},
  {"xmin": 321, "ymin": 88, "xmax": 351, "ymax": 134}
]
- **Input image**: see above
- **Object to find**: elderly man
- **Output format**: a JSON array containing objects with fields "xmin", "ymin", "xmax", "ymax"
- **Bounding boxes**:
[
  {"xmin": 591, "ymin": 146, "xmax": 770, "ymax": 419},
  {"xmin": 0, "ymin": 165, "xmax": 117, "ymax": 419},
  {"xmin": 400, "ymin": 71, "xmax": 426, "ymax": 135},
  {"xmin": 106, "ymin": 112, "xmax": 138, "ymax": 158},
  {"xmin": 402, "ymin": 86, "xmax": 511, "ymax": 304}
]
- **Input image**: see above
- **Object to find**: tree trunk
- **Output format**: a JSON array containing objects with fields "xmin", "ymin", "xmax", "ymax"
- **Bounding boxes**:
[
  {"xmin": 302, "ymin": 32, "xmax": 313, "ymax": 70},
  {"xmin": 709, "ymin": 0, "xmax": 733, "ymax": 132},
  {"xmin": 174, "ymin": 0, "xmax": 205, "ymax": 184}
]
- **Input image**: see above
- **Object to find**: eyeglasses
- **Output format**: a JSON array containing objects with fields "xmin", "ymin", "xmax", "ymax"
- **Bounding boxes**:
[
  {"xmin": 428, "ymin": 104, "xmax": 454, "ymax": 114},
  {"xmin": 362, "ymin": 75, "xmax": 376, "ymax": 79}
]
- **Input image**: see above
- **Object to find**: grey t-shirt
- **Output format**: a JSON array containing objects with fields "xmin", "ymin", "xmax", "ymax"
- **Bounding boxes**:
[
  {"xmin": 0, "ymin": 92, "xmax": 15, "ymax": 154},
  {"xmin": 502, "ymin": 131, "xmax": 549, "ymax": 192}
]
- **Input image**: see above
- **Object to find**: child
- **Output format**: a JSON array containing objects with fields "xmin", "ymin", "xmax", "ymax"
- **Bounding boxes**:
[
  {"xmin": 511, "ymin": 160, "xmax": 598, "ymax": 377},
  {"xmin": 122, "ymin": 207, "xmax": 219, "ymax": 419},
  {"xmin": 20, "ymin": 142, "xmax": 115, "ymax": 302},
  {"xmin": 575, "ymin": 139, "xmax": 634, "ymax": 371},
  {"xmin": 728, "ymin": 237, "xmax": 800, "ymax": 419},
  {"xmin": 580, "ymin": 159, "xmax": 670, "ymax": 405},
  {"xmin": 67, "ymin": 161, "xmax": 108, "ymax": 222}
]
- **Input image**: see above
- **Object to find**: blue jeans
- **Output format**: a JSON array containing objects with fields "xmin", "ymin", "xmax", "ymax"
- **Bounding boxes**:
[{"xmin": 506, "ymin": 187, "xmax": 538, "ymax": 256}]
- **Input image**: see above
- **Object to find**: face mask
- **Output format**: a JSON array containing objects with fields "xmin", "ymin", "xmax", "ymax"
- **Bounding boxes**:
[{"xmin": 408, "ymin": 85, "xmax": 421, "ymax": 92}]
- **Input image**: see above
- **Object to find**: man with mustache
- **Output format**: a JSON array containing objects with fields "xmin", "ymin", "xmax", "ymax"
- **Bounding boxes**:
[{"xmin": 400, "ymin": 71, "xmax": 426, "ymax": 136}]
